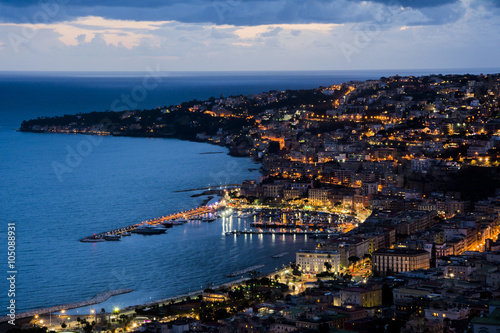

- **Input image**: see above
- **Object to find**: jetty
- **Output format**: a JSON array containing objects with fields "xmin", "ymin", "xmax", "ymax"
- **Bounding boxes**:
[
  {"xmin": 0, "ymin": 288, "xmax": 133, "ymax": 323},
  {"xmin": 173, "ymin": 184, "xmax": 241, "ymax": 193},
  {"xmin": 272, "ymin": 252, "xmax": 289, "ymax": 258},
  {"xmin": 225, "ymin": 230, "xmax": 331, "ymax": 236},
  {"xmin": 226, "ymin": 264, "xmax": 265, "ymax": 277},
  {"xmin": 80, "ymin": 205, "xmax": 218, "ymax": 242}
]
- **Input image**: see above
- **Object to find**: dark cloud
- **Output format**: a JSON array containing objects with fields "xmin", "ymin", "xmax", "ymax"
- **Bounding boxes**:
[
  {"xmin": 0, "ymin": 0, "xmax": 476, "ymax": 26},
  {"xmin": 350, "ymin": 0, "xmax": 459, "ymax": 8}
]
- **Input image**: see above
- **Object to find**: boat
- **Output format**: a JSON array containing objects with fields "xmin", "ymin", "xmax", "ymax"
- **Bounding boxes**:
[
  {"xmin": 81, "ymin": 235, "xmax": 106, "ymax": 242},
  {"xmin": 237, "ymin": 212, "xmax": 253, "ymax": 218},
  {"xmin": 202, "ymin": 216, "xmax": 217, "ymax": 222},
  {"xmin": 176, "ymin": 217, "xmax": 188, "ymax": 223},
  {"xmin": 104, "ymin": 233, "xmax": 121, "ymax": 241},
  {"xmin": 170, "ymin": 220, "xmax": 184, "ymax": 225},
  {"xmin": 121, "ymin": 231, "xmax": 131, "ymax": 236},
  {"xmin": 131, "ymin": 223, "xmax": 168, "ymax": 234}
]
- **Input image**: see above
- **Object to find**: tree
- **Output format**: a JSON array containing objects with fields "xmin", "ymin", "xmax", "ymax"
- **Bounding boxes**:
[
  {"xmin": 80, "ymin": 319, "xmax": 95, "ymax": 333},
  {"xmin": 382, "ymin": 283, "xmax": 394, "ymax": 306},
  {"xmin": 430, "ymin": 243, "xmax": 436, "ymax": 268},
  {"xmin": 324, "ymin": 262, "xmax": 332, "ymax": 272},
  {"xmin": 61, "ymin": 322, "xmax": 67, "ymax": 330},
  {"xmin": 318, "ymin": 322, "xmax": 330, "ymax": 333},
  {"xmin": 348, "ymin": 256, "xmax": 360, "ymax": 266}
]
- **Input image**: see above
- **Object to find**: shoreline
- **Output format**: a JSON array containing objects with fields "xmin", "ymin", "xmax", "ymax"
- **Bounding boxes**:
[
  {"xmin": 18, "ymin": 128, "xmax": 255, "ymax": 159},
  {"xmin": 8, "ymin": 267, "xmax": 292, "ymax": 326},
  {"xmin": 0, "ymin": 289, "xmax": 133, "ymax": 323}
]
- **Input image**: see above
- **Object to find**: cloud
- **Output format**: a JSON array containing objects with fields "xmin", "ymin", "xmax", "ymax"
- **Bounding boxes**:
[
  {"xmin": 0, "ymin": 0, "xmax": 498, "ymax": 71},
  {"xmin": 0, "ymin": 0, "xmax": 480, "ymax": 27},
  {"xmin": 209, "ymin": 27, "xmax": 235, "ymax": 39},
  {"xmin": 259, "ymin": 26, "xmax": 283, "ymax": 37},
  {"xmin": 350, "ymin": 0, "xmax": 460, "ymax": 8}
]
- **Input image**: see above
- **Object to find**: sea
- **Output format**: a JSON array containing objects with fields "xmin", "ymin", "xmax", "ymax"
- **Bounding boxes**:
[{"xmin": 0, "ymin": 68, "xmax": 498, "ymax": 315}]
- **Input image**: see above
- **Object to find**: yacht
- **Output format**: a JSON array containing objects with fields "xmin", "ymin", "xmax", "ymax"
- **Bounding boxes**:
[
  {"xmin": 202, "ymin": 215, "xmax": 217, "ymax": 222},
  {"xmin": 131, "ymin": 223, "xmax": 168, "ymax": 234},
  {"xmin": 238, "ymin": 211, "xmax": 254, "ymax": 219},
  {"xmin": 160, "ymin": 221, "xmax": 174, "ymax": 228},
  {"xmin": 104, "ymin": 233, "xmax": 121, "ymax": 241}
]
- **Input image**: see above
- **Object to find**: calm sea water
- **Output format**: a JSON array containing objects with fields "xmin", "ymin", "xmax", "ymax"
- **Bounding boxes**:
[{"xmin": 0, "ymin": 69, "xmax": 498, "ymax": 314}]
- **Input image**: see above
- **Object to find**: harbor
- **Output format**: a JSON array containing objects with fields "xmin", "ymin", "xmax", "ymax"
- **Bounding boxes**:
[
  {"xmin": 80, "ymin": 204, "xmax": 220, "ymax": 242},
  {"xmin": 224, "ymin": 229, "xmax": 334, "ymax": 237},
  {"xmin": 80, "ymin": 204, "xmax": 354, "ymax": 242}
]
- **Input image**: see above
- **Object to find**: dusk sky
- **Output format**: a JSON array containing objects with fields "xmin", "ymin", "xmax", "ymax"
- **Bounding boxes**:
[{"xmin": 0, "ymin": 0, "xmax": 499, "ymax": 71}]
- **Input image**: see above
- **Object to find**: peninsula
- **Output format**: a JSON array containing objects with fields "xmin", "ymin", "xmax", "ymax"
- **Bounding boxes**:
[{"xmin": 18, "ymin": 73, "xmax": 500, "ymax": 333}]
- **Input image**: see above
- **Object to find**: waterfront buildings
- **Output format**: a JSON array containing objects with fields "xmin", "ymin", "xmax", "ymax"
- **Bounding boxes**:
[
  {"xmin": 371, "ymin": 249, "xmax": 430, "ymax": 275},
  {"xmin": 296, "ymin": 249, "xmax": 340, "ymax": 274}
]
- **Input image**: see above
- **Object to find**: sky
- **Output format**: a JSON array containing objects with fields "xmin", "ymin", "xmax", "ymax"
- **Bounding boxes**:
[{"xmin": 0, "ymin": 0, "xmax": 499, "ymax": 71}]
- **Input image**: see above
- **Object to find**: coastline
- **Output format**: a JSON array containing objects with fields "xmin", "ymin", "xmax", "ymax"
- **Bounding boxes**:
[
  {"xmin": 0, "ymin": 289, "xmax": 133, "ymax": 323},
  {"xmin": 7, "ymin": 267, "xmax": 292, "ymax": 327}
]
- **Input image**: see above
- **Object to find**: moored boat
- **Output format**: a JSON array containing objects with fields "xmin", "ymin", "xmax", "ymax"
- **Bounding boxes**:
[
  {"xmin": 131, "ymin": 223, "xmax": 168, "ymax": 234},
  {"xmin": 104, "ymin": 233, "xmax": 121, "ymax": 241},
  {"xmin": 202, "ymin": 216, "xmax": 217, "ymax": 222}
]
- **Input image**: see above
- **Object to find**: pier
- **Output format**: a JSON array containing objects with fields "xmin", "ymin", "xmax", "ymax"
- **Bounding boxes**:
[
  {"xmin": 225, "ymin": 230, "xmax": 332, "ymax": 237},
  {"xmin": 226, "ymin": 265, "xmax": 266, "ymax": 277},
  {"xmin": 0, "ymin": 289, "xmax": 133, "ymax": 323},
  {"xmin": 80, "ymin": 205, "xmax": 218, "ymax": 242}
]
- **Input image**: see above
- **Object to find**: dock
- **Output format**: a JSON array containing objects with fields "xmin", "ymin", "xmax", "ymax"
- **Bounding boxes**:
[
  {"xmin": 225, "ymin": 230, "xmax": 331, "ymax": 236},
  {"xmin": 272, "ymin": 252, "xmax": 289, "ymax": 258},
  {"xmin": 226, "ymin": 265, "xmax": 265, "ymax": 277},
  {"xmin": 80, "ymin": 205, "xmax": 218, "ymax": 242}
]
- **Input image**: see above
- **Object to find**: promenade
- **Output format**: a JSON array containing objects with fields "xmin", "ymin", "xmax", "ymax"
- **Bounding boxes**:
[{"xmin": 0, "ymin": 289, "xmax": 133, "ymax": 323}]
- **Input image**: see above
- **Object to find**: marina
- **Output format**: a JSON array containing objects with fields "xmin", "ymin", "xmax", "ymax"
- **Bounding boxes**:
[
  {"xmin": 80, "ymin": 205, "xmax": 354, "ymax": 243},
  {"xmin": 225, "ymin": 229, "xmax": 332, "ymax": 236},
  {"xmin": 80, "ymin": 205, "xmax": 220, "ymax": 242}
]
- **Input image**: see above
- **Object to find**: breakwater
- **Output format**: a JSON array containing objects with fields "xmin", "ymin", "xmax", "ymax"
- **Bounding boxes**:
[
  {"xmin": 80, "ymin": 205, "xmax": 217, "ymax": 242},
  {"xmin": 0, "ymin": 289, "xmax": 133, "ymax": 323}
]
